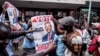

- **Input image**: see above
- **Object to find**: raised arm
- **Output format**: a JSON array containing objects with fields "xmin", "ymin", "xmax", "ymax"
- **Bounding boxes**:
[
  {"xmin": 52, "ymin": 18, "xmax": 61, "ymax": 35},
  {"xmin": 83, "ymin": 15, "xmax": 89, "ymax": 30},
  {"xmin": 25, "ymin": 33, "xmax": 34, "ymax": 42},
  {"xmin": 10, "ymin": 29, "xmax": 36, "ymax": 39}
]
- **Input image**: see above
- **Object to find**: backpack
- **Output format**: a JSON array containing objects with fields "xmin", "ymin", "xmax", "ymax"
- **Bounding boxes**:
[{"xmin": 88, "ymin": 35, "xmax": 99, "ymax": 54}]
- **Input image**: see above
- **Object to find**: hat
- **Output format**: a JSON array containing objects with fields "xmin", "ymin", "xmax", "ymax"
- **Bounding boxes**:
[
  {"xmin": 92, "ymin": 23, "xmax": 100, "ymax": 29},
  {"xmin": 58, "ymin": 16, "xmax": 76, "ymax": 26}
]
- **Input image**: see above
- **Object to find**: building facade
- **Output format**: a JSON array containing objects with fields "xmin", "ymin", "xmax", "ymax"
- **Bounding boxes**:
[{"xmin": 0, "ymin": 0, "xmax": 100, "ymax": 22}]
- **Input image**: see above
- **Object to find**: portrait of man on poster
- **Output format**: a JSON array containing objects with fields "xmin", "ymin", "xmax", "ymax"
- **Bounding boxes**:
[
  {"xmin": 13, "ymin": 8, "xmax": 18, "ymax": 24},
  {"xmin": 42, "ymin": 22, "xmax": 55, "ymax": 42}
]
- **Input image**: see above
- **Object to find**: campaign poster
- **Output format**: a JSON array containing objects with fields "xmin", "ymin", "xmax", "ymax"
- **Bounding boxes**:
[
  {"xmin": 31, "ymin": 15, "xmax": 55, "ymax": 53},
  {"xmin": 5, "ymin": 1, "xmax": 19, "ymax": 25}
]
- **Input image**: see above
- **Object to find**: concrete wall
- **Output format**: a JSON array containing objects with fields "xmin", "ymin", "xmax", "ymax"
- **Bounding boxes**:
[
  {"xmin": 23, "ymin": 0, "xmax": 86, "ymax": 4},
  {"xmin": 87, "ymin": 0, "xmax": 100, "ymax": 2}
]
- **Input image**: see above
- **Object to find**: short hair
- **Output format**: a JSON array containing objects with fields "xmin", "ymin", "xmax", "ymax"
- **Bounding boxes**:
[
  {"xmin": 45, "ymin": 22, "xmax": 52, "ymax": 27},
  {"xmin": 13, "ymin": 9, "xmax": 17, "ymax": 13},
  {"xmin": 58, "ymin": 16, "xmax": 76, "ymax": 26}
]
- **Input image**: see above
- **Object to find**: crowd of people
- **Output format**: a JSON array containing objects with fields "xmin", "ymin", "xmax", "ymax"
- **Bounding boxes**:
[{"xmin": 0, "ymin": 3, "xmax": 100, "ymax": 56}]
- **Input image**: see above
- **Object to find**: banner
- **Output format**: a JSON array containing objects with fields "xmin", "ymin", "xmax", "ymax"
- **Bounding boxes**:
[
  {"xmin": 5, "ymin": 1, "xmax": 19, "ymax": 25},
  {"xmin": 31, "ymin": 15, "xmax": 55, "ymax": 53}
]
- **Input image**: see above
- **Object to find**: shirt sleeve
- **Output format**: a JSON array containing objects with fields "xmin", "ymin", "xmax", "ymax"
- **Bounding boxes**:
[
  {"xmin": 86, "ymin": 30, "xmax": 91, "ymax": 40},
  {"xmin": 54, "ymin": 34, "xmax": 58, "ymax": 43},
  {"xmin": 26, "ymin": 33, "xmax": 33, "ymax": 38},
  {"xmin": 0, "ymin": 13, "xmax": 5, "ymax": 23}
]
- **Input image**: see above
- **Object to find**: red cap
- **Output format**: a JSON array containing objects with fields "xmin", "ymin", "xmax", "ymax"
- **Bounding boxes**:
[
  {"xmin": 95, "ymin": 25, "xmax": 100, "ymax": 29},
  {"xmin": 92, "ymin": 23, "xmax": 100, "ymax": 29}
]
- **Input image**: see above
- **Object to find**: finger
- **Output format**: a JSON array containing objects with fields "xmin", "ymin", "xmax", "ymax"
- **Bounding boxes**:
[{"xmin": 63, "ymin": 31, "xmax": 67, "ymax": 37}]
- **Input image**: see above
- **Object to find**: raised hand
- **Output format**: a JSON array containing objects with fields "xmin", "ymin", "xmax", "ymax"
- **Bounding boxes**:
[
  {"xmin": 62, "ymin": 31, "xmax": 67, "ymax": 45},
  {"xmin": 2, "ymin": 2, "xmax": 8, "ymax": 14}
]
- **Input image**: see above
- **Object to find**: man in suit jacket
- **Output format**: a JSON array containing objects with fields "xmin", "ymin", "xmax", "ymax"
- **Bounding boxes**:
[
  {"xmin": 42, "ymin": 22, "xmax": 56, "ymax": 56},
  {"xmin": 13, "ymin": 9, "xmax": 18, "ymax": 24},
  {"xmin": 42, "ymin": 22, "xmax": 55, "ymax": 42}
]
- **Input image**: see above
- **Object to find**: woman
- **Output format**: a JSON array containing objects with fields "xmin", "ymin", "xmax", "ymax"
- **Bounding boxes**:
[
  {"xmin": 88, "ymin": 23, "xmax": 100, "ymax": 56},
  {"xmin": 58, "ymin": 16, "xmax": 82, "ymax": 56}
]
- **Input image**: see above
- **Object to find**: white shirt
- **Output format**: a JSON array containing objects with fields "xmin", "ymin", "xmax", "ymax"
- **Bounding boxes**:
[{"xmin": 81, "ymin": 29, "xmax": 90, "ymax": 44}]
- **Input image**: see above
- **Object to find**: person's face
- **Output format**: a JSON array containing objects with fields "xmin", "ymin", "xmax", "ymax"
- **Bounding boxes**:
[
  {"xmin": 95, "ymin": 16, "xmax": 99, "ymax": 20},
  {"xmin": 57, "ymin": 25, "xmax": 65, "ymax": 34},
  {"xmin": 13, "ymin": 9, "xmax": 17, "ymax": 17},
  {"xmin": 81, "ymin": 26, "xmax": 85, "ymax": 30},
  {"xmin": 45, "ymin": 23, "xmax": 52, "ymax": 33},
  {"xmin": 84, "ymin": 14, "xmax": 87, "ymax": 18},
  {"xmin": 28, "ymin": 20, "xmax": 31, "ymax": 27},
  {"xmin": 75, "ymin": 23, "xmax": 80, "ymax": 29},
  {"xmin": 70, "ymin": 11, "xmax": 75, "ymax": 16}
]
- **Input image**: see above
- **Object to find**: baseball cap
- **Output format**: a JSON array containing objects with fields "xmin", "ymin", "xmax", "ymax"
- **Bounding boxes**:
[
  {"xmin": 92, "ymin": 23, "xmax": 100, "ymax": 29},
  {"xmin": 58, "ymin": 16, "xmax": 76, "ymax": 26}
]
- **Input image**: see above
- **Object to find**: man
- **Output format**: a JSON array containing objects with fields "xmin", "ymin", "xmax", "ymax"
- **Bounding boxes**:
[
  {"xmin": 42, "ymin": 22, "xmax": 56, "ymax": 56},
  {"xmin": 0, "ymin": 22, "xmax": 37, "ymax": 56},
  {"xmin": 22, "ymin": 20, "xmax": 35, "ymax": 56},
  {"xmin": 69, "ymin": 10, "xmax": 76, "ymax": 19},
  {"xmin": 58, "ymin": 16, "xmax": 82, "ymax": 56},
  {"xmin": 53, "ymin": 19, "xmax": 66, "ymax": 56},
  {"xmin": 80, "ymin": 25, "xmax": 91, "ymax": 56},
  {"xmin": 13, "ymin": 8, "xmax": 18, "ymax": 24},
  {"xmin": 42, "ymin": 22, "xmax": 55, "ymax": 42}
]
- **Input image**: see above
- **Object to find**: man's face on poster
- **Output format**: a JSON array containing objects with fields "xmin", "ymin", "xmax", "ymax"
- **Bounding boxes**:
[
  {"xmin": 13, "ymin": 9, "xmax": 17, "ymax": 17},
  {"xmin": 45, "ymin": 22, "xmax": 52, "ymax": 33}
]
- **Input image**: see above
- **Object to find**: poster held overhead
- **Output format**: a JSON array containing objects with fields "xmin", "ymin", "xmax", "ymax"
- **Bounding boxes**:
[
  {"xmin": 31, "ymin": 15, "xmax": 55, "ymax": 53},
  {"xmin": 4, "ymin": 1, "xmax": 19, "ymax": 25}
]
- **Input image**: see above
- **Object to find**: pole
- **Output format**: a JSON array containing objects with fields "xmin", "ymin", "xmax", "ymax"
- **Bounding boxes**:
[{"xmin": 88, "ymin": 0, "xmax": 92, "ymax": 24}]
